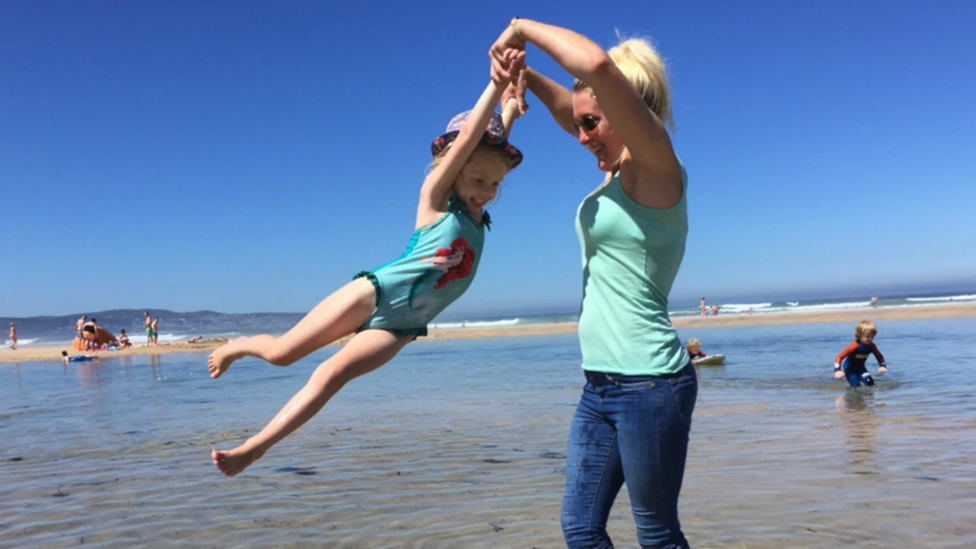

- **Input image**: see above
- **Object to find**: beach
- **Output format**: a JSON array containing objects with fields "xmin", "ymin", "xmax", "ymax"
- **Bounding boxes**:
[
  {"xmin": 3, "ymin": 302, "xmax": 976, "ymax": 364},
  {"xmin": 3, "ymin": 318, "xmax": 975, "ymax": 547}
]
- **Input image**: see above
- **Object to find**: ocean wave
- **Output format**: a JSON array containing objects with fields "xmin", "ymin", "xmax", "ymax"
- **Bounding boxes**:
[
  {"xmin": 906, "ymin": 294, "xmax": 976, "ymax": 303},
  {"xmin": 788, "ymin": 301, "xmax": 873, "ymax": 312},
  {"xmin": 152, "ymin": 333, "xmax": 189, "ymax": 343},
  {"xmin": 117, "ymin": 332, "xmax": 189, "ymax": 343},
  {"xmin": 718, "ymin": 303, "xmax": 773, "ymax": 313},
  {"xmin": 4, "ymin": 337, "xmax": 40, "ymax": 347},
  {"xmin": 429, "ymin": 318, "xmax": 520, "ymax": 330},
  {"xmin": 683, "ymin": 300, "xmax": 876, "ymax": 317}
]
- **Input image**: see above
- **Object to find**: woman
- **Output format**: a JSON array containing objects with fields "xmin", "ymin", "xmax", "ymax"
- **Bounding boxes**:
[
  {"xmin": 82, "ymin": 317, "xmax": 99, "ymax": 352},
  {"xmin": 491, "ymin": 20, "xmax": 696, "ymax": 548}
]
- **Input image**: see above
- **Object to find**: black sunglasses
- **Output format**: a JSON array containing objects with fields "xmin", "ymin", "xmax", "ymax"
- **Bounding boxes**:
[{"xmin": 573, "ymin": 115, "xmax": 600, "ymax": 133}]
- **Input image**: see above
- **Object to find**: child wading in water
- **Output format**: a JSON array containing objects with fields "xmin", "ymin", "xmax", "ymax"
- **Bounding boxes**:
[
  {"xmin": 208, "ymin": 51, "xmax": 527, "ymax": 477},
  {"xmin": 834, "ymin": 320, "xmax": 888, "ymax": 387}
]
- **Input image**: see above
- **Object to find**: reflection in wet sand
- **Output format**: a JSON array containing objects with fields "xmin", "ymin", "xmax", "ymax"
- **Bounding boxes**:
[
  {"xmin": 836, "ymin": 391, "xmax": 879, "ymax": 476},
  {"xmin": 2, "ymin": 322, "xmax": 976, "ymax": 547}
]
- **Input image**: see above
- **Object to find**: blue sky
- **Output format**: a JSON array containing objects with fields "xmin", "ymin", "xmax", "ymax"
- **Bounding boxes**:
[{"xmin": 2, "ymin": 0, "xmax": 974, "ymax": 318}]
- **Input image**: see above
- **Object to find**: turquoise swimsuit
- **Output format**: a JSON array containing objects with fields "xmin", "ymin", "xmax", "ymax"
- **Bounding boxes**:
[{"xmin": 355, "ymin": 195, "xmax": 489, "ymax": 337}]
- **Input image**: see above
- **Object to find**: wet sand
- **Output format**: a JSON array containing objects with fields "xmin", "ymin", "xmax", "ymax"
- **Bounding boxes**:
[
  {"xmin": 4, "ymin": 319, "xmax": 976, "ymax": 547},
  {"xmin": 3, "ymin": 302, "xmax": 975, "ymax": 364}
]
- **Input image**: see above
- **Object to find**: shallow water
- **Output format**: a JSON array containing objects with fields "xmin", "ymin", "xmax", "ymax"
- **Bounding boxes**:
[{"xmin": 2, "ymin": 319, "xmax": 975, "ymax": 548}]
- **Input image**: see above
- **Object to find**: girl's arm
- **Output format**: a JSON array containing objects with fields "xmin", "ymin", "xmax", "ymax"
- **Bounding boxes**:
[
  {"xmin": 491, "ymin": 20, "xmax": 680, "ymax": 180},
  {"xmin": 499, "ymin": 73, "xmax": 525, "ymax": 137},
  {"xmin": 500, "ymin": 97, "xmax": 520, "ymax": 138},
  {"xmin": 499, "ymin": 71, "xmax": 527, "ymax": 137},
  {"xmin": 418, "ymin": 51, "xmax": 523, "ymax": 223}
]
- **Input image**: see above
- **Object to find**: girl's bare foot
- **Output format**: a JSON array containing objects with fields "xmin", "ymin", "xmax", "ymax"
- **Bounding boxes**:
[
  {"xmin": 211, "ymin": 445, "xmax": 264, "ymax": 477},
  {"xmin": 208, "ymin": 338, "xmax": 249, "ymax": 379}
]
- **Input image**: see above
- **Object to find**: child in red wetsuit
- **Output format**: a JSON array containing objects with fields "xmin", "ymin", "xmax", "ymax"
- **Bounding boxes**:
[
  {"xmin": 687, "ymin": 338, "xmax": 707, "ymax": 360},
  {"xmin": 834, "ymin": 321, "xmax": 888, "ymax": 387}
]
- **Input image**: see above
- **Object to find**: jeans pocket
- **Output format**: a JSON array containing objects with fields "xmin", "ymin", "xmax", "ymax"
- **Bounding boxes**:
[{"xmin": 669, "ymin": 371, "xmax": 698, "ymax": 427}]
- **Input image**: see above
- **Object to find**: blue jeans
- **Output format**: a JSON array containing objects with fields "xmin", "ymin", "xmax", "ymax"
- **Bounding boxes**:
[{"xmin": 562, "ymin": 363, "xmax": 697, "ymax": 549}]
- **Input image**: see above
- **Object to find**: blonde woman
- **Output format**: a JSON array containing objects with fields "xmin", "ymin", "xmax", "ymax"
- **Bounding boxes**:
[{"xmin": 492, "ymin": 20, "xmax": 695, "ymax": 548}]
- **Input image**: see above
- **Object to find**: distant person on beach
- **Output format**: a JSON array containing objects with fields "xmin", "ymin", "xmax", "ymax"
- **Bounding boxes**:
[
  {"xmin": 82, "ymin": 317, "xmax": 99, "ymax": 352},
  {"xmin": 870, "ymin": 296, "xmax": 879, "ymax": 308},
  {"xmin": 701, "ymin": 297, "xmax": 707, "ymax": 316},
  {"xmin": 62, "ymin": 350, "xmax": 98, "ymax": 365},
  {"xmin": 710, "ymin": 304, "xmax": 720, "ymax": 316},
  {"xmin": 144, "ymin": 311, "xmax": 153, "ymax": 346},
  {"xmin": 207, "ymin": 50, "xmax": 528, "ymax": 478},
  {"xmin": 834, "ymin": 321, "xmax": 888, "ymax": 387},
  {"xmin": 8, "ymin": 323, "xmax": 17, "ymax": 350},
  {"xmin": 687, "ymin": 338, "xmax": 706, "ymax": 360},
  {"xmin": 75, "ymin": 314, "xmax": 87, "ymax": 346},
  {"xmin": 151, "ymin": 317, "xmax": 160, "ymax": 346},
  {"xmin": 498, "ymin": 21, "xmax": 696, "ymax": 547},
  {"xmin": 118, "ymin": 329, "xmax": 132, "ymax": 349}
]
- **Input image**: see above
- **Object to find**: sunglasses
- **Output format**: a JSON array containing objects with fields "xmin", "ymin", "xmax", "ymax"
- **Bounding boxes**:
[{"xmin": 572, "ymin": 115, "xmax": 601, "ymax": 133}]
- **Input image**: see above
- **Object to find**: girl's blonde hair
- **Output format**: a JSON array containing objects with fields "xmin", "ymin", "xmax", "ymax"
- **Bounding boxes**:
[
  {"xmin": 574, "ymin": 36, "xmax": 674, "ymax": 129},
  {"xmin": 687, "ymin": 338, "xmax": 701, "ymax": 348}
]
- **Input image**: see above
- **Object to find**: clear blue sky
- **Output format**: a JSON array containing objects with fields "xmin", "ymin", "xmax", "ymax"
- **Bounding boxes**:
[{"xmin": 2, "ymin": 0, "xmax": 975, "ymax": 318}]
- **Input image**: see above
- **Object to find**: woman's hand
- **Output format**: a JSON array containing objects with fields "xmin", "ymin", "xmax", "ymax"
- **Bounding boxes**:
[
  {"xmin": 490, "ymin": 22, "xmax": 527, "ymax": 82},
  {"xmin": 491, "ymin": 48, "xmax": 527, "ymax": 87}
]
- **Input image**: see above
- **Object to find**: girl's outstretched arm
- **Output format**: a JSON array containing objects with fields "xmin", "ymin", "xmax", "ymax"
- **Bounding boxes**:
[
  {"xmin": 500, "ymin": 72, "xmax": 526, "ymax": 137},
  {"xmin": 501, "ymin": 97, "xmax": 519, "ymax": 136},
  {"xmin": 418, "ymin": 51, "xmax": 525, "ymax": 220}
]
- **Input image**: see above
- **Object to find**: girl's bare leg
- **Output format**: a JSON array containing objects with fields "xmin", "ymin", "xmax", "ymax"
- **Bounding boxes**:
[
  {"xmin": 211, "ymin": 329, "xmax": 413, "ymax": 477},
  {"xmin": 208, "ymin": 278, "xmax": 376, "ymax": 378}
]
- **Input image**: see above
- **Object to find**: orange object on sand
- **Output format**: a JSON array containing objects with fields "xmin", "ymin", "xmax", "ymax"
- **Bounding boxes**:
[{"xmin": 73, "ymin": 328, "xmax": 118, "ymax": 350}]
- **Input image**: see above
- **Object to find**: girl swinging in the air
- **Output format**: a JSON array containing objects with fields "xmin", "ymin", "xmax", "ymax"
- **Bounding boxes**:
[{"xmin": 208, "ymin": 49, "xmax": 527, "ymax": 477}]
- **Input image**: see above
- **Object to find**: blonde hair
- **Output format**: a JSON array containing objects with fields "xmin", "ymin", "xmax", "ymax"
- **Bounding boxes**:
[
  {"xmin": 574, "ymin": 36, "xmax": 674, "ymax": 129},
  {"xmin": 855, "ymin": 321, "xmax": 878, "ymax": 339},
  {"xmin": 687, "ymin": 338, "xmax": 701, "ymax": 349}
]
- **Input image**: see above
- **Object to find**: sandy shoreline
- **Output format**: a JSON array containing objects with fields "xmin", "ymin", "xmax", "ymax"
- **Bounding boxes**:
[{"xmin": 3, "ymin": 303, "xmax": 975, "ymax": 364}]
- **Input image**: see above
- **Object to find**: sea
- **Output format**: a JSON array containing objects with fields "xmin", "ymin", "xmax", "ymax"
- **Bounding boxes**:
[
  {"xmin": 2, "ymin": 317, "xmax": 975, "ymax": 547},
  {"xmin": 3, "ymin": 291, "xmax": 976, "ymax": 349}
]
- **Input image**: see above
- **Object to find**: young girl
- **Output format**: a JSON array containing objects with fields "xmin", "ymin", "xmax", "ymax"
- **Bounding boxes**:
[{"xmin": 208, "ymin": 51, "xmax": 527, "ymax": 477}]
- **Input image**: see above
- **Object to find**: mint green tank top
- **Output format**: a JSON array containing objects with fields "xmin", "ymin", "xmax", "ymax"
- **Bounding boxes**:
[{"xmin": 575, "ymin": 167, "xmax": 689, "ymax": 375}]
